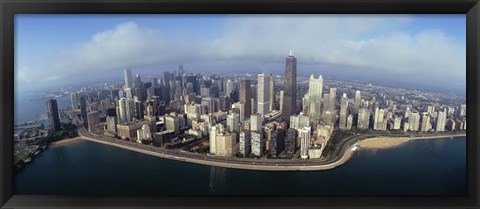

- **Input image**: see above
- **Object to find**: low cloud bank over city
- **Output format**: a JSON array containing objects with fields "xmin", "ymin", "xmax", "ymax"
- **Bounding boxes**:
[{"xmin": 16, "ymin": 15, "xmax": 466, "ymax": 94}]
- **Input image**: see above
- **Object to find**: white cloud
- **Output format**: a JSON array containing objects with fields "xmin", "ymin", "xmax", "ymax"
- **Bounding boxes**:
[{"xmin": 16, "ymin": 16, "xmax": 466, "ymax": 92}]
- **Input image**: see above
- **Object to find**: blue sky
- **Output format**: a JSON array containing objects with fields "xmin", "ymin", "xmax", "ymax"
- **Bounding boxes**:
[{"xmin": 15, "ymin": 15, "xmax": 466, "ymax": 94}]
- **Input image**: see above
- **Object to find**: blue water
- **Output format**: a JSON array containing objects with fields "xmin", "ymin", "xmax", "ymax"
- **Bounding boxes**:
[
  {"xmin": 14, "ymin": 137, "xmax": 466, "ymax": 196},
  {"xmin": 14, "ymin": 91, "xmax": 71, "ymax": 125}
]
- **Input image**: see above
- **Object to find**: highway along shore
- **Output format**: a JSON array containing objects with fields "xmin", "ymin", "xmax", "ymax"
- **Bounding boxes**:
[{"xmin": 75, "ymin": 125, "xmax": 465, "ymax": 171}]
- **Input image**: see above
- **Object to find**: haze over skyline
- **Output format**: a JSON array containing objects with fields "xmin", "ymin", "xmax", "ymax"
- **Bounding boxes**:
[{"xmin": 15, "ymin": 14, "xmax": 466, "ymax": 95}]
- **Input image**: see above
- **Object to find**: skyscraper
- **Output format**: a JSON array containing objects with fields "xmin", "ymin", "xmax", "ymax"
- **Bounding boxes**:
[
  {"xmin": 285, "ymin": 128, "xmax": 297, "ymax": 155},
  {"xmin": 46, "ymin": 99, "xmax": 61, "ymax": 132},
  {"xmin": 269, "ymin": 74, "xmax": 275, "ymax": 112},
  {"xmin": 282, "ymin": 51, "xmax": 297, "ymax": 121},
  {"xmin": 300, "ymin": 126, "xmax": 311, "ymax": 159},
  {"xmin": 239, "ymin": 131, "xmax": 251, "ymax": 156},
  {"xmin": 339, "ymin": 93, "xmax": 348, "ymax": 129},
  {"xmin": 240, "ymin": 79, "xmax": 252, "ymax": 120},
  {"xmin": 420, "ymin": 113, "xmax": 430, "ymax": 132},
  {"xmin": 226, "ymin": 112, "xmax": 240, "ymax": 133},
  {"xmin": 70, "ymin": 92, "xmax": 79, "ymax": 110},
  {"xmin": 251, "ymin": 131, "xmax": 264, "ymax": 157},
  {"xmin": 250, "ymin": 113, "xmax": 263, "ymax": 132},
  {"xmin": 209, "ymin": 125, "xmax": 220, "ymax": 154},
  {"xmin": 357, "ymin": 108, "xmax": 370, "ymax": 129},
  {"xmin": 225, "ymin": 79, "xmax": 234, "ymax": 97},
  {"xmin": 257, "ymin": 73, "xmax": 271, "ymax": 116},
  {"xmin": 79, "ymin": 96, "xmax": 88, "ymax": 129},
  {"xmin": 304, "ymin": 74, "xmax": 323, "ymax": 120},
  {"xmin": 354, "ymin": 90, "xmax": 361, "ymax": 114},
  {"xmin": 436, "ymin": 111, "xmax": 447, "ymax": 132},
  {"xmin": 408, "ymin": 112, "xmax": 421, "ymax": 131},
  {"xmin": 124, "ymin": 68, "xmax": 133, "ymax": 89},
  {"xmin": 328, "ymin": 88, "xmax": 337, "ymax": 123}
]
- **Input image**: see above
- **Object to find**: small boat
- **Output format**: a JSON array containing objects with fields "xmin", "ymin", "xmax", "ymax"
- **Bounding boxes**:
[{"xmin": 24, "ymin": 158, "xmax": 31, "ymax": 163}]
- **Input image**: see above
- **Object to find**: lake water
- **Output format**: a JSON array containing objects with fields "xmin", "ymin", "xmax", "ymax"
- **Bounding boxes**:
[{"xmin": 14, "ymin": 137, "xmax": 466, "ymax": 196}]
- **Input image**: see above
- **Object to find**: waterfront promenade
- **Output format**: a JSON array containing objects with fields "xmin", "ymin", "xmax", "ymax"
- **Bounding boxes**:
[{"xmin": 67, "ymin": 110, "xmax": 465, "ymax": 171}]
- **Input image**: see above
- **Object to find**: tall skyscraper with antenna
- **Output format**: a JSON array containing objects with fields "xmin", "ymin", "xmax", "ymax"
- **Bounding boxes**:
[{"xmin": 282, "ymin": 50, "xmax": 297, "ymax": 122}]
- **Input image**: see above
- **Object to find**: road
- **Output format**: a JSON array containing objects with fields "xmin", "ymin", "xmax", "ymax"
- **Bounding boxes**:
[{"xmin": 65, "ymin": 110, "xmax": 465, "ymax": 171}]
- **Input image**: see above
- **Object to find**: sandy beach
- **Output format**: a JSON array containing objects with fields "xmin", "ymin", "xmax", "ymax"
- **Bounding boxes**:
[
  {"xmin": 357, "ymin": 134, "xmax": 466, "ymax": 149},
  {"xmin": 50, "ymin": 137, "xmax": 85, "ymax": 147}
]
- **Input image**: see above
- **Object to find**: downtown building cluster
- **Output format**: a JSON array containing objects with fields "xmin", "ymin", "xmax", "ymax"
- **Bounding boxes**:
[{"xmin": 63, "ymin": 52, "xmax": 467, "ymax": 160}]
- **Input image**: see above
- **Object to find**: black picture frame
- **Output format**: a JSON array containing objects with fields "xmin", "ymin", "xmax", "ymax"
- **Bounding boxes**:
[{"xmin": 1, "ymin": 0, "xmax": 479, "ymax": 208}]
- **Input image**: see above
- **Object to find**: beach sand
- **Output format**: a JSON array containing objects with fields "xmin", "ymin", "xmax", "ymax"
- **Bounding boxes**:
[
  {"xmin": 50, "ymin": 137, "xmax": 85, "ymax": 147},
  {"xmin": 357, "ymin": 134, "xmax": 465, "ymax": 149},
  {"xmin": 357, "ymin": 137, "xmax": 411, "ymax": 149}
]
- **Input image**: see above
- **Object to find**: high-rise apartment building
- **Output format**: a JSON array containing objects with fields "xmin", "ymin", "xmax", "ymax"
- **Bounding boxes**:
[
  {"xmin": 408, "ymin": 112, "xmax": 421, "ymax": 131},
  {"xmin": 226, "ymin": 112, "xmax": 240, "ymax": 133},
  {"xmin": 300, "ymin": 126, "xmax": 311, "ymax": 159},
  {"xmin": 285, "ymin": 128, "xmax": 297, "ymax": 155},
  {"xmin": 251, "ymin": 131, "xmax": 264, "ymax": 157},
  {"xmin": 420, "ymin": 113, "xmax": 431, "ymax": 132},
  {"xmin": 46, "ymin": 99, "xmax": 61, "ymax": 132},
  {"xmin": 436, "ymin": 111, "xmax": 447, "ymax": 132},
  {"xmin": 357, "ymin": 108, "xmax": 370, "ymax": 129},
  {"xmin": 239, "ymin": 131, "xmax": 251, "ymax": 156}
]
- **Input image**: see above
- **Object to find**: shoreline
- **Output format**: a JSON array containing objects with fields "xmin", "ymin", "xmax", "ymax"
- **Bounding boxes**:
[
  {"xmin": 50, "ymin": 137, "xmax": 85, "ymax": 147},
  {"xmin": 79, "ymin": 135, "xmax": 357, "ymax": 171},
  {"xmin": 357, "ymin": 134, "xmax": 466, "ymax": 149},
  {"xmin": 74, "ymin": 131, "xmax": 464, "ymax": 171}
]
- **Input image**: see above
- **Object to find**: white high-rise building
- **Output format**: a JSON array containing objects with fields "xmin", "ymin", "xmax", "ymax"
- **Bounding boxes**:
[
  {"xmin": 346, "ymin": 114, "xmax": 353, "ymax": 130},
  {"xmin": 357, "ymin": 108, "xmax": 370, "ymax": 129},
  {"xmin": 124, "ymin": 68, "xmax": 133, "ymax": 89},
  {"xmin": 304, "ymin": 74, "xmax": 323, "ymax": 119},
  {"xmin": 209, "ymin": 125, "xmax": 218, "ymax": 154},
  {"xmin": 300, "ymin": 126, "xmax": 312, "ymax": 159},
  {"xmin": 290, "ymin": 113, "xmax": 311, "ymax": 131},
  {"xmin": 393, "ymin": 117, "xmax": 402, "ymax": 130},
  {"xmin": 420, "ymin": 113, "xmax": 431, "ymax": 132},
  {"xmin": 257, "ymin": 73, "xmax": 271, "ymax": 116},
  {"xmin": 339, "ymin": 93, "xmax": 348, "ymax": 129},
  {"xmin": 408, "ymin": 112, "xmax": 421, "ymax": 131},
  {"xmin": 250, "ymin": 113, "xmax": 263, "ymax": 132},
  {"xmin": 226, "ymin": 112, "xmax": 240, "ymax": 133},
  {"xmin": 225, "ymin": 79, "xmax": 234, "ymax": 97},
  {"xmin": 459, "ymin": 104, "xmax": 466, "ymax": 117},
  {"xmin": 374, "ymin": 107, "xmax": 387, "ymax": 131},
  {"xmin": 117, "ymin": 97, "xmax": 134, "ymax": 124},
  {"xmin": 269, "ymin": 74, "xmax": 275, "ymax": 112},
  {"xmin": 136, "ymin": 124, "xmax": 151, "ymax": 143},
  {"xmin": 70, "ymin": 92, "xmax": 79, "ymax": 110},
  {"xmin": 436, "ymin": 111, "xmax": 447, "ymax": 132},
  {"xmin": 329, "ymin": 88, "xmax": 337, "ymax": 123},
  {"xmin": 354, "ymin": 91, "xmax": 361, "ymax": 114}
]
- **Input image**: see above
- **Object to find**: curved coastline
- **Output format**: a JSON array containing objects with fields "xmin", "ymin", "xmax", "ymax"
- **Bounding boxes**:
[
  {"xmin": 75, "ymin": 126, "xmax": 465, "ymax": 171},
  {"xmin": 357, "ymin": 134, "xmax": 466, "ymax": 150}
]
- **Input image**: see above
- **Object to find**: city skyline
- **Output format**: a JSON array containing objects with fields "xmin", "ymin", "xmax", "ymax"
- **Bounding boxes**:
[{"xmin": 15, "ymin": 15, "xmax": 466, "ymax": 95}]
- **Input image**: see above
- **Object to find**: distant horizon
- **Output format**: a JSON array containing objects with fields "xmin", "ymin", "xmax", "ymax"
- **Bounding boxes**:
[
  {"xmin": 17, "ymin": 69, "xmax": 466, "ymax": 97},
  {"xmin": 15, "ymin": 14, "xmax": 466, "ymax": 95}
]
